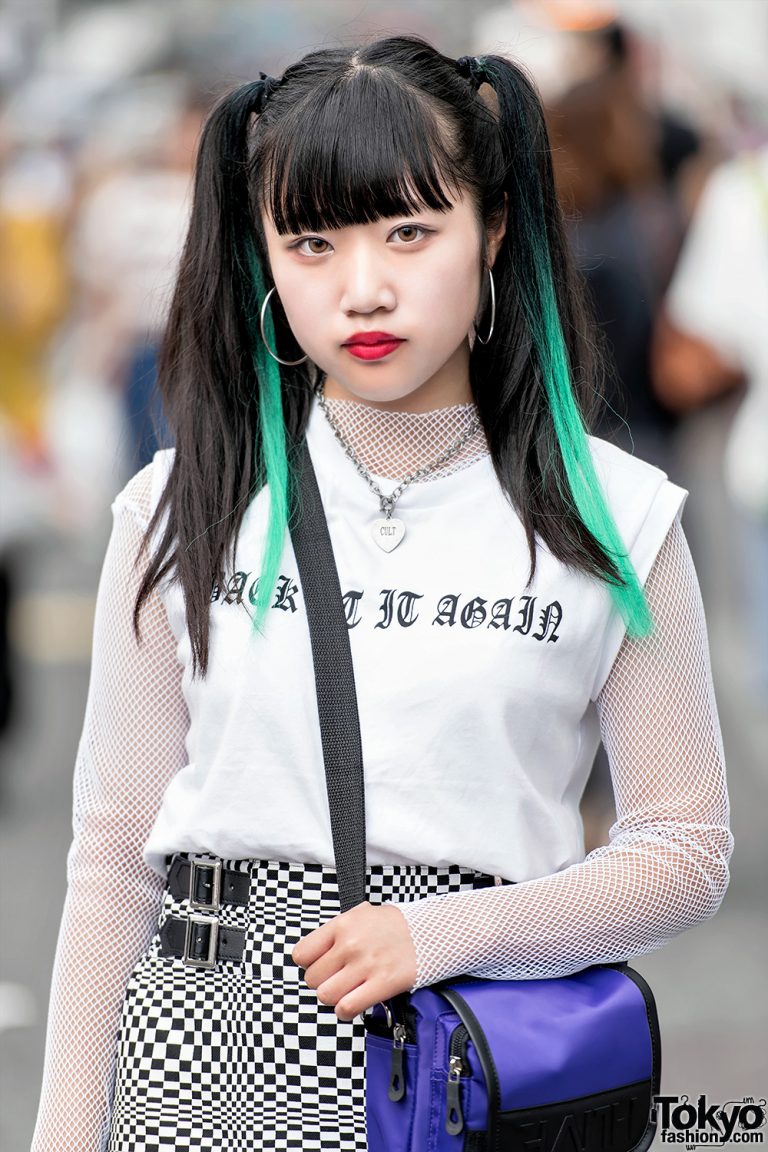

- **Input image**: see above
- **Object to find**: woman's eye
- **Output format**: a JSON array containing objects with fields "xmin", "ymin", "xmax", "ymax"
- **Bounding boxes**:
[
  {"xmin": 293, "ymin": 237, "xmax": 331, "ymax": 255},
  {"xmin": 291, "ymin": 224, "xmax": 428, "ymax": 256},
  {"xmin": 393, "ymin": 224, "xmax": 427, "ymax": 244}
]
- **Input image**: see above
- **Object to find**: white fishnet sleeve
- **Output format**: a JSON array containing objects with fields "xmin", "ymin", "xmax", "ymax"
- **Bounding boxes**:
[
  {"xmin": 390, "ymin": 515, "xmax": 734, "ymax": 988},
  {"xmin": 30, "ymin": 463, "xmax": 189, "ymax": 1152}
]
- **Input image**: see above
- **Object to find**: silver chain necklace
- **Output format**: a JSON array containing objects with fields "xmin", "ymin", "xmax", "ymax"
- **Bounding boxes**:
[{"xmin": 314, "ymin": 375, "xmax": 482, "ymax": 552}]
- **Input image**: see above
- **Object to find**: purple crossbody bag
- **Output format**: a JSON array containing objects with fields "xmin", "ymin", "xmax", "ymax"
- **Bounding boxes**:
[{"xmin": 290, "ymin": 436, "xmax": 661, "ymax": 1152}]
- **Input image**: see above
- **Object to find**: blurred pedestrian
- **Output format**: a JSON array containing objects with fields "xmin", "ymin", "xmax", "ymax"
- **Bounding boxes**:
[
  {"xmin": 654, "ymin": 144, "xmax": 768, "ymax": 703},
  {"xmin": 546, "ymin": 19, "xmax": 717, "ymax": 476},
  {"xmin": 0, "ymin": 140, "xmax": 71, "ymax": 754},
  {"xmin": 70, "ymin": 84, "xmax": 210, "ymax": 473}
]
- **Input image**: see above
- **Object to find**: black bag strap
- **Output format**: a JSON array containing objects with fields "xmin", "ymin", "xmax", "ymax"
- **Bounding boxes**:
[{"xmin": 288, "ymin": 435, "xmax": 368, "ymax": 913}]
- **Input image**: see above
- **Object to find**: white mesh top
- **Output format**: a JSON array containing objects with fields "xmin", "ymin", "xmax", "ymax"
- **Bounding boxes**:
[{"xmin": 31, "ymin": 393, "xmax": 733, "ymax": 1151}]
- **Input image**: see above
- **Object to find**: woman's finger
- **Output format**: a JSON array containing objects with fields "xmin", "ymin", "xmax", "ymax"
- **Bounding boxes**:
[{"xmin": 291, "ymin": 918, "xmax": 336, "ymax": 968}]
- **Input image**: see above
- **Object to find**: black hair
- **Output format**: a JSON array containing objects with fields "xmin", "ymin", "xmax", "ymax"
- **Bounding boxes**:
[{"xmin": 132, "ymin": 33, "xmax": 650, "ymax": 679}]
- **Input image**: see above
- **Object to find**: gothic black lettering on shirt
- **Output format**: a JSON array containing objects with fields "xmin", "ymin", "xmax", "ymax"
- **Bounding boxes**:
[{"xmin": 211, "ymin": 572, "xmax": 563, "ymax": 643}]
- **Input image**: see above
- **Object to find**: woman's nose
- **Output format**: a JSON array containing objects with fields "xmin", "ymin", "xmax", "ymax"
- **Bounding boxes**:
[{"xmin": 340, "ymin": 249, "xmax": 397, "ymax": 313}]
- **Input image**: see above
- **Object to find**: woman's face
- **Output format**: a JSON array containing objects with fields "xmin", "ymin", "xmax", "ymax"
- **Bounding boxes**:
[{"xmin": 259, "ymin": 186, "xmax": 507, "ymax": 411}]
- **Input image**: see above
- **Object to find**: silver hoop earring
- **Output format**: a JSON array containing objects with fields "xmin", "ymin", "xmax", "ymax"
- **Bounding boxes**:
[
  {"xmin": 259, "ymin": 286, "xmax": 309, "ymax": 366},
  {"xmin": 475, "ymin": 265, "xmax": 496, "ymax": 345}
]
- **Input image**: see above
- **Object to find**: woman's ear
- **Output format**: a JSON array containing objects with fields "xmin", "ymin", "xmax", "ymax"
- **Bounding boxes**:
[{"xmin": 487, "ymin": 191, "xmax": 508, "ymax": 268}]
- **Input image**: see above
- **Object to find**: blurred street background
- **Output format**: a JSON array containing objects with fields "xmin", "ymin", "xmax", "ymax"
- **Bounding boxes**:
[{"xmin": 1, "ymin": 0, "xmax": 766, "ymax": 1147}]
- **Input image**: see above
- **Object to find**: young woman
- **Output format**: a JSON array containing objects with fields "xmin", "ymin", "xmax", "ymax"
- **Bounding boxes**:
[{"xmin": 32, "ymin": 34, "xmax": 733, "ymax": 1152}]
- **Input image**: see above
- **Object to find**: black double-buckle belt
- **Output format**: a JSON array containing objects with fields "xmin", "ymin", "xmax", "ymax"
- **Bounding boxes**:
[
  {"xmin": 158, "ymin": 856, "xmax": 251, "ymax": 969},
  {"xmin": 158, "ymin": 854, "xmax": 501, "ymax": 970},
  {"xmin": 159, "ymin": 913, "xmax": 246, "ymax": 968},
  {"xmin": 166, "ymin": 854, "xmax": 251, "ymax": 910}
]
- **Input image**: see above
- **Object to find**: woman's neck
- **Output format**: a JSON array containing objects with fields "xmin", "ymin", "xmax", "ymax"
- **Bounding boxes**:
[{"xmin": 316, "ymin": 386, "xmax": 488, "ymax": 482}]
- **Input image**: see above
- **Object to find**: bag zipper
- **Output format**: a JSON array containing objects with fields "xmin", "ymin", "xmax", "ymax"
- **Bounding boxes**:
[
  {"xmin": 389, "ymin": 1021, "xmax": 408, "ymax": 1100},
  {"xmin": 365, "ymin": 1005, "xmax": 471, "ymax": 1129},
  {"xmin": 445, "ymin": 1023, "xmax": 470, "ymax": 1134},
  {"xmin": 388, "ymin": 1000, "xmax": 420, "ymax": 1100},
  {"xmin": 364, "ymin": 1001, "xmax": 417, "ymax": 1102}
]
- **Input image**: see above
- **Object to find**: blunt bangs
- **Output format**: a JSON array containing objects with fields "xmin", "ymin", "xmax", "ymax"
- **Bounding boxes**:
[{"xmin": 254, "ymin": 68, "xmax": 472, "ymax": 235}]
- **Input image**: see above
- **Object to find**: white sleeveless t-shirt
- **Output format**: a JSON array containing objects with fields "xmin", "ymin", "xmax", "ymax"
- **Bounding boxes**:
[{"xmin": 140, "ymin": 396, "xmax": 687, "ymax": 882}]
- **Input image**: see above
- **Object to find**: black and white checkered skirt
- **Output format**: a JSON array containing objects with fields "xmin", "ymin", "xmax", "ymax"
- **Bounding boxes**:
[{"xmin": 106, "ymin": 852, "xmax": 498, "ymax": 1151}]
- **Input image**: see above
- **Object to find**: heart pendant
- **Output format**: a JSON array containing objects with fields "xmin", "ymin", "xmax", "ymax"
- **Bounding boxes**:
[{"xmin": 371, "ymin": 517, "xmax": 405, "ymax": 552}]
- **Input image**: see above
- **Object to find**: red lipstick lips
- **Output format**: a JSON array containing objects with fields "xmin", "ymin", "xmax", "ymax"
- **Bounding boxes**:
[{"xmin": 342, "ymin": 331, "xmax": 405, "ymax": 361}]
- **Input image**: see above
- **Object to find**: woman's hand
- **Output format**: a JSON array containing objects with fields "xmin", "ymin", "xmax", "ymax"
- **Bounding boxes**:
[{"xmin": 291, "ymin": 901, "xmax": 417, "ymax": 1022}]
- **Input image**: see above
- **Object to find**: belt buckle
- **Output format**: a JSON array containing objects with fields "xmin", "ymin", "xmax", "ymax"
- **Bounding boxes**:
[
  {"xmin": 183, "ymin": 914, "xmax": 219, "ymax": 968},
  {"xmin": 189, "ymin": 856, "xmax": 222, "ymax": 911}
]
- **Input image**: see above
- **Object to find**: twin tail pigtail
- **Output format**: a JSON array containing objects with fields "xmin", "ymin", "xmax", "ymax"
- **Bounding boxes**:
[
  {"xmin": 191, "ymin": 78, "xmax": 293, "ymax": 639},
  {"xmin": 474, "ymin": 55, "xmax": 653, "ymax": 638}
]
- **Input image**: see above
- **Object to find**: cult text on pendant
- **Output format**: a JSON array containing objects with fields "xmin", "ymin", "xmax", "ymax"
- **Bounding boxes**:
[{"xmin": 372, "ymin": 517, "xmax": 406, "ymax": 552}]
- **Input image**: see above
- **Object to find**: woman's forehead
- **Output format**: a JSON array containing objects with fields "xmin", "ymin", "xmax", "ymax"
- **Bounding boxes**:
[{"xmin": 248, "ymin": 55, "xmax": 491, "ymax": 240}]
